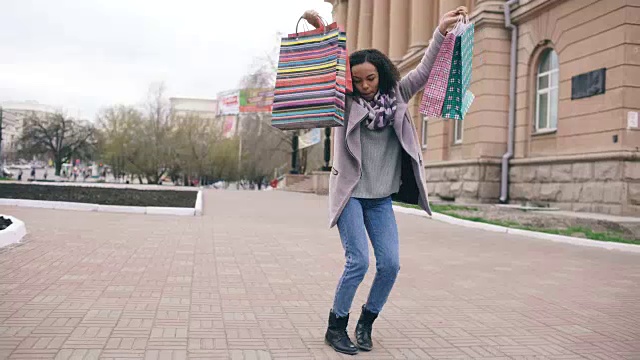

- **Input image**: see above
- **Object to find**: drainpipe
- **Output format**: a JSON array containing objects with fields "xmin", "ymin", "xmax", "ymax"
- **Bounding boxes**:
[{"xmin": 500, "ymin": 0, "xmax": 519, "ymax": 203}]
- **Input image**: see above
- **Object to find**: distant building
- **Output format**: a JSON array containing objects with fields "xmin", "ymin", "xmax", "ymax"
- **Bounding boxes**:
[
  {"xmin": 170, "ymin": 97, "xmax": 219, "ymax": 120},
  {"xmin": 1, "ymin": 101, "xmax": 59, "ymax": 161}
]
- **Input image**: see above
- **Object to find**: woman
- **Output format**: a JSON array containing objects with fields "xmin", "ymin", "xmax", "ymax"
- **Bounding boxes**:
[{"xmin": 303, "ymin": 6, "xmax": 467, "ymax": 355}]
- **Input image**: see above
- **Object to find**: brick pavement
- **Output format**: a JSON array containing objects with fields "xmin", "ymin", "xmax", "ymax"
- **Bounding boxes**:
[{"xmin": 0, "ymin": 190, "xmax": 639, "ymax": 359}]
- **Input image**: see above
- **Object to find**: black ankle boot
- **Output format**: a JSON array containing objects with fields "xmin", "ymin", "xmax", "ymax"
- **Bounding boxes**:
[
  {"xmin": 325, "ymin": 310, "xmax": 358, "ymax": 355},
  {"xmin": 355, "ymin": 305, "xmax": 378, "ymax": 351}
]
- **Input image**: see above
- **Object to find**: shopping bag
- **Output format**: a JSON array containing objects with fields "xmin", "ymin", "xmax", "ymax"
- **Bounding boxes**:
[
  {"xmin": 419, "ymin": 32, "xmax": 456, "ymax": 117},
  {"xmin": 460, "ymin": 23, "xmax": 475, "ymax": 92},
  {"xmin": 271, "ymin": 19, "xmax": 352, "ymax": 130},
  {"xmin": 442, "ymin": 22, "xmax": 475, "ymax": 120},
  {"xmin": 461, "ymin": 89, "xmax": 475, "ymax": 118}
]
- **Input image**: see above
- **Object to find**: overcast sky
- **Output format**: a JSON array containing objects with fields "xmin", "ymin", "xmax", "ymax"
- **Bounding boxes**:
[{"xmin": 0, "ymin": 0, "xmax": 333, "ymax": 120}]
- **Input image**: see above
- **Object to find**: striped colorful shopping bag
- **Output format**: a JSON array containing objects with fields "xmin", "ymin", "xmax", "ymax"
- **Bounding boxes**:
[
  {"xmin": 442, "ymin": 23, "xmax": 475, "ymax": 120},
  {"xmin": 419, "ymin": 32, "xmax": 456, "ymax": 117},
  {"xmin": 271, "ymin": 21, "xmax": 352, "ymax": 130}
]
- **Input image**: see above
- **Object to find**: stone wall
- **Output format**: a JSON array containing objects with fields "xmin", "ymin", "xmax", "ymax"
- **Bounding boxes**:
[
  {"xmin": 282, "ymin": 174, "xmax": 309, "ymax": 188},
  {"xmin": 424, "ymin": 156, "xmax": 640, "ymax": 217},
  {"xmin": 509, "ymin": 160, "xmax": 640, "ymax": 216},
  {"xmin": 425, "ymin": 161, "xmax": 502, "ymax": 203},
  {"xmin": 311, "ymin": 171, "xmax": 330, "ymax": 196},
  {"xmin": 282, "ymin": 172, "xmax": 330, "ymax": 195}
]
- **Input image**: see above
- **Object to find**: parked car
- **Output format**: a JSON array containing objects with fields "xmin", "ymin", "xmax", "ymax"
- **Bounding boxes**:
[
  {"xmin": 2, "ymin": 167, "xmax": 14, "ymax": 178},
  {"xmin": 7, "ymin": 164, "xmax": 30, "ymax": 170}
]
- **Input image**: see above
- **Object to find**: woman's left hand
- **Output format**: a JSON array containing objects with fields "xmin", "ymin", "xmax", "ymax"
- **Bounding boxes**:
[
  {"xmin": 438, "ymin": 6, "xmax": 468, "ymax": 35},
  {"xmin": 302, "ymin": 10, "xmax": 323, "ymax": 29}
]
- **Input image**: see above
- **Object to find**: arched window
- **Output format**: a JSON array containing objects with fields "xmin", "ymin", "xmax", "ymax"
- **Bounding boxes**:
[{"xmin": 536, "ymin": 49, "xmax": 559, "ymax": 132}]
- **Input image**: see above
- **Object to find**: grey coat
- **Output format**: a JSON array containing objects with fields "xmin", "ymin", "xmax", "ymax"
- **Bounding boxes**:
[{"xmin": 329, "ymin": 28, "xmax": 445, "ymax": 228}]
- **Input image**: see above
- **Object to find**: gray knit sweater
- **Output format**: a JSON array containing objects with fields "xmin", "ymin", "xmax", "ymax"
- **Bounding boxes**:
[{"xmin": 351, "ymin": 121, "xmax": 402, "ymax": 199}]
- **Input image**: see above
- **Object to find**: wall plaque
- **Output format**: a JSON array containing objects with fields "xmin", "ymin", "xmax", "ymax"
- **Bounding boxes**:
[{"xmin": 571, "ymin": 68, "xmax": 606, "ymax": 100}]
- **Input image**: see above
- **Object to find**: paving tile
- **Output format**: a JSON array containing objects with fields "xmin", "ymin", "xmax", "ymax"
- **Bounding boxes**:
[{"xmin": 0, "ymin": 190, "xmax": 638, "ymax": 359}]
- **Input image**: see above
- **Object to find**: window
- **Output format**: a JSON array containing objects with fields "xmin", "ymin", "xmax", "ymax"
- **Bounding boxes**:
[
  {"xmin": 453, "ymin": 120, "xmax": 463, "ymax": 144},
  {"xmin": 536, "ymin": 49, "xmax": 559, "ymax": 132},
  {"xmin": 421, "ymin": 116, "xmax": 428, "ymax": 149}
]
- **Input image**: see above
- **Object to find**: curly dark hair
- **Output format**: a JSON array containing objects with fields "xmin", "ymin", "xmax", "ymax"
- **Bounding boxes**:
[{"xmin": 349, "ymin": 49, "xmax": 401, "ymax": 96}]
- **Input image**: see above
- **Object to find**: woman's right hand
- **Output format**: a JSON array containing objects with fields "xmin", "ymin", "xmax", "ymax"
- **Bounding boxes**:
[
  {"xmin": 302, "ymin": 10, "xmax": 322, "ymax": 29},
  {"xmin": 438, "ymin": 6, "xmax": 468, "ymax": 35}
]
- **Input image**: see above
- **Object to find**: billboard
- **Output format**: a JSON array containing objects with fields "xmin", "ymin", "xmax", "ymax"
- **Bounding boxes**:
[
  {"xmin": 239, "ymin": 88, "xmax": 274, "ymax": 113},
  {"xmin": 218, "ymin": 90, "xmax": 240, "ymax": 115},
  {"xmin": 222, "ymin": 115, "xmax": 237, "ymax": 138},
  {"xmin": 217, "ymin": 88, "xmax": 275, "ymax": 115}
]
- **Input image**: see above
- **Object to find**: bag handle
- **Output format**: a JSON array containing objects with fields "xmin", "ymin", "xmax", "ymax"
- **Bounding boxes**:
[
  {"xmin": 295, "ymin": 15, "xmax": 329, "ymax": 37},
  {"xmin": 451, "ymin": 14, "xmax": 469, "ymax": 36}
]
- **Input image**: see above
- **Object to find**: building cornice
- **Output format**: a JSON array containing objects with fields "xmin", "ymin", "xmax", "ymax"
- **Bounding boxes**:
[
  {"xmin": 425, "ymin": 158, "xmax": 503, "ymax": 168},
  {"xmin": 470, "ymin": 0, "xmax": 507, "ymax": 28},
  {"xmin": 425, "ymin": 151, "xmax": 640, "ymax": 169},
  {"xmin": 397, "ymin": 46, "xmax": 425, "ymax": 73},
  {"xmin": 510, "ymin": 151, "xmax": 640, "ymax": 166},
  {"xmin": 511, "ymin": 0, "xmax": 563, "ymax": 24}
]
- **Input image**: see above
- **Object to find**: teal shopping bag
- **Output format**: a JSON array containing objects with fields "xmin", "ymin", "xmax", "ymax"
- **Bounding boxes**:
[{"xmin": 442, "ymin": 23, "xmax": 475, "ymax": 120}]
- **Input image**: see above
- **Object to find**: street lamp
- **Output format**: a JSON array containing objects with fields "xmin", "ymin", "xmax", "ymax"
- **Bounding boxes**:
[
  {"xmin": 290, "ymin": 131, "xmax": 299, "ymax": 174},
  {"xmin": 322, "ymin": 127, "xmax": 331, "ymax": 171}
]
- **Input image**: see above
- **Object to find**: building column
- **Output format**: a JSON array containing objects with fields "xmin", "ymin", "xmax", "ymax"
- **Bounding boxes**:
[
  {"xmin": 346, "ymin": 0, "xmax": 360, "ymax": 51},
  {"xmin": 409, "ymin": 0, "xmax": 436, "ymax": 49},
  {"xmin": 332, "ymin": 0, "xmax": 348, "ymax": 27},
  {"xmin": 371, "ymin": 0, "xmax": 390, "ymax": 54},
  {"xmin": 439, "ymin": 0, "xmax": 467, "ymax": 18},
  {"xmin": 409, "ymin": 0, "xmax": 437, "ymax": 51},
  {"xmin": 388, "ymin": 0, "xmax": 410, "ymax": 62},
  {"xmin": 357, "ymin": 0, "xmax": 374, "ymax": 49}
]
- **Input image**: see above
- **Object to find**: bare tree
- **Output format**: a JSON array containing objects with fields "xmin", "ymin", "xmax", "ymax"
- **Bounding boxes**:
[
  {"xmin": 19, "ymin": 112, "xmax": 96, "ymax": 175},
  {"xmin": 172, "ymin": 113, "xmax": 223, "ymax": 185},
  {"xmin": 96, "ymin": 105, "xmax": 144, "ymax": 181},
  {"xmin": 137, "ymin": 83, "xmax": 174, "ymax": 184},
  {"xmin": 234, "ymin": 37, "xmax": 302, "ymax": 183},
  {"xmin": 209, "ymin": 137, "xmax": 240, "ymax": 182},
  {"xmin": 238, "ymin": 112, "xmax": 291, "ymax": 183},
  {"xmin": 96, "ymin": 84, "xmax": 175, "ymax": 184}
]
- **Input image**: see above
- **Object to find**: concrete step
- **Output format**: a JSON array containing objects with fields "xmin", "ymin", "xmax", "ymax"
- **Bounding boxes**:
[{"xmin": 284, "ymin": 177, "xmax": 315, "ymax": 193}]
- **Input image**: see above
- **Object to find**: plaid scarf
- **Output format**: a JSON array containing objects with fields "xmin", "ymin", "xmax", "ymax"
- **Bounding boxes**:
[{"xmin": 356, "ymin": 90, "xmax": 397, "ymax": 131}]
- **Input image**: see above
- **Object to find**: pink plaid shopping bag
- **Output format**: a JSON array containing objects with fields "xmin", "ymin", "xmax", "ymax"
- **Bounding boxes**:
[{"xmin": 419, "ymin": 32, "xmax": 456, "ymax": 117}]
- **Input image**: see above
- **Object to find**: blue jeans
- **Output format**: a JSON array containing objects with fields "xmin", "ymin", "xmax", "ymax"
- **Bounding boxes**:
[{"xmin": 332, "ymin": 196, "xmax": 400, "ymax": 317}]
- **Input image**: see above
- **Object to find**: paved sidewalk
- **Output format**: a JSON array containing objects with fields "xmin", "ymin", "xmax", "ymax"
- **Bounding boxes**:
[{"xmin": 0, "ymin": 190, "xmax": 639, "ymax": 359}]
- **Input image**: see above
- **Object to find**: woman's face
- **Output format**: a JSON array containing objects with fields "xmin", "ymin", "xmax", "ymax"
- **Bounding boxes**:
[{"xmin": 352, "ymin": 61, "xmax": 379, "ymax": 101}]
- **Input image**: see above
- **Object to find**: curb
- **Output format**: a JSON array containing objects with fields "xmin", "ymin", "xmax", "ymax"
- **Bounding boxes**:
[
  {"xmin": 195, "ymin": 190, "xmax": 203, "ymax": 216},
  {"xmin": 0, "ymin": 180, "xmax": 198, "ymax": 191},
  {"xmin": 146, "ymin": 207, "xmax": 195, "ymax": 216},
  {"xmin": 392, "ymin": 205, "xmax": 640, "ymax": 253},
  {"xmin": 0, "ymin": 215, "xmax": 27, "ymax": 248},
  {"xmin": 0, "ymin": 198, "xmax": 201, "ymax": 217},
  {"xmin": 96, "ymin": 205, "xmax": 146, "ymax": 214}
]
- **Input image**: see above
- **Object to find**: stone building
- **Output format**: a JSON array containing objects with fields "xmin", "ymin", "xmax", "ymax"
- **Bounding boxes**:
[{"xmin": 325, "ymin": 0, "xmax": 640, "ymax": 216}]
